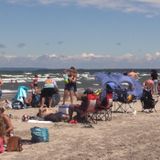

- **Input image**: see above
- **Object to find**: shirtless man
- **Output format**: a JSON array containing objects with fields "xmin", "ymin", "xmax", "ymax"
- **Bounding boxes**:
[{"xmin": 128, "ymin": 70, "xmax": 139, "ymax": 80}]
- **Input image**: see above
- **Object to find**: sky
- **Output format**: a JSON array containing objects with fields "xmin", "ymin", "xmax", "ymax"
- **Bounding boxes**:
[{"xmin": 0, "ymin": 0, "xmax": 160, "ymax": 69}]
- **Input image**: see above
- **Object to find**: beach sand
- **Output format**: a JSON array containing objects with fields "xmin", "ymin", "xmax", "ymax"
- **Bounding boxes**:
[{"xmin": 1, "ymin": 95, "xmax": 160, "ymax": 160}]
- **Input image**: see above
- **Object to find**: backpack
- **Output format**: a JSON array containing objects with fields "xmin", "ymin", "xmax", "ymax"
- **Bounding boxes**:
[
  {"xmin": 31, "ymin": 127, "xmax": 49, "ymax": 143},
  {"xmin": 6, "ymin": 136, "xmax": 23, "ymax": 152},
  {"xmin": 141, "ymin": 89, "xmax": 155, "ymax": 109},
  {"xmin": 12, "ymin": 101, "xmax": 24, "ymax": 109}
]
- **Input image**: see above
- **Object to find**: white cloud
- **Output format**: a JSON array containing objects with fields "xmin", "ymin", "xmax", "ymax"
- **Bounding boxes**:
[
  {"xmin": 145, "ymin": 52, "xmax": 160, "ymax": 61},
  {"xmin": 48, "ymin": 54, "xmax": 57, "ymax": 58},
  {"xmin": 81, "ymin": 52, "xmax": 110, "ymax": 59},
  {"xmin": 115, "ymin": 53, "xmax": 135, "ymax": 61},
  {"xmin": 0, "ymin": 52, "xmax": 160, "ymax": 68},
  {"xmin": 4, "ymin": 0, "xmax": 160, "ymax": 16},
  {"xmin": 137, "ymin": 0, "xmax": 160, "ymax": 5}
]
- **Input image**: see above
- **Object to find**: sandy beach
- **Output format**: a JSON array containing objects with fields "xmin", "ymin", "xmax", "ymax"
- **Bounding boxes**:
[{"xmin": 0, "ymin": 94, "xmax": 160, "ymax": 160}]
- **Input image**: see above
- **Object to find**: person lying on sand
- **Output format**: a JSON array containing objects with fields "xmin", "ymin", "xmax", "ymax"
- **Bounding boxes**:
[{"xmin": 37, "ymin": 106, "xmax": 69, "ymax": 122}]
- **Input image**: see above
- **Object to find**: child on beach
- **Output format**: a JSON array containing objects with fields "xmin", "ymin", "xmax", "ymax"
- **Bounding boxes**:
[{"xmin": 62, "ymin": 66, "xmax": 78, "ymax": 105}]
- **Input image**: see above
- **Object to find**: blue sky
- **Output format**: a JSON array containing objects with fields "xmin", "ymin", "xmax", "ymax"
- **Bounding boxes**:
[{"xmin": 0, "ymin": 0, "xmax": 160, "ymax": 68}]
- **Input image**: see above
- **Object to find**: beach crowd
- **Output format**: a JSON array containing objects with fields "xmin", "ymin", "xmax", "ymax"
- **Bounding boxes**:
[{"xmin": 0, "ymin": 67, "xmax": 160, "ymax": 154}]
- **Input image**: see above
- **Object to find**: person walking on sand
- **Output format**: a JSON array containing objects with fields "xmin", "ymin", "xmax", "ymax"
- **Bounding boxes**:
[
  {"xmin": 150, "ymin": 69, "xmax": 159, "ymax": 95},
  {"xmin": 62, "ymin": 66, "xmax": 78, "ymax": 105}
]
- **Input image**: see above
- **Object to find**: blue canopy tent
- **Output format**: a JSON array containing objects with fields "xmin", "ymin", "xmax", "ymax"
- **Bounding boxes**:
[
  {"xmin": 95, "ymin": 72, "xmax": 143, "ymax": 113},
  {"xmin": 95, "ymin": 72, "xmax": 143, "ymax": 100}
]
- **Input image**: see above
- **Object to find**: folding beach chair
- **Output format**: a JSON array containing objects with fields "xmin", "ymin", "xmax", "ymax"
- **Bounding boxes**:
[
  {"xmin": 86, "ymin": 92, "xmax": 113, "ymax": 124},
  {"xmin": 113, "ymin": 88, "xmax": 137, "ymax": 114}
]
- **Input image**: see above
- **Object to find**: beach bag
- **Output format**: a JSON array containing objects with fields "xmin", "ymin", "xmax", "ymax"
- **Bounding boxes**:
[
  {"xmin": 12, "ymin": 101, "xmax": 24, "ymax": 109},
  {"xmin": 0, "ymin": 137, "xmax": 4, "ymax": 153},
  {"xmin": 141, "ymin": 89, "xmax": 155, "ymax": 109},
  {"xmin": 6, "ymin": 136, "xmax": 23, "ymax": 152},
  {"xmin": 31, "ymin": 127, "xmax": 49, "ymax": 143}
]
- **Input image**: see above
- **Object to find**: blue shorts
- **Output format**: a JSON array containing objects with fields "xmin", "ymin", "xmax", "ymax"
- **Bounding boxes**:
[{"xmin": 64, "ymin": 83, "xmax": 74, "ymax": 91}]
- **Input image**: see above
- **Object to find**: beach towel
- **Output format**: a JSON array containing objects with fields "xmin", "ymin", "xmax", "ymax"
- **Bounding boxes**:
[
  {"xmin": 12, "ymin": 86, "xmax": 29, "ymax": 109},
  {"xmin": 27, "ymin": 120, "xmax": 53, "ymax": 124},
  {"xmin": 15, "ymin": 86, "xmax": 29, "ymax": 104}
]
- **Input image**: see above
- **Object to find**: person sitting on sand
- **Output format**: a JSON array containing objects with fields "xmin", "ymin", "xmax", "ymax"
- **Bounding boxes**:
[
  {"xmin": 30, "ymin": 84, "xmax": 41, "ymax": 107},
  {"xmin": 0, "ymin": 106, "xmax": 14, "ymax": 144}
]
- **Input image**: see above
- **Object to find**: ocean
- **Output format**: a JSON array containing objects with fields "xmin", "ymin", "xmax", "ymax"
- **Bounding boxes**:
[{"xmin": 0, "ymin": 68, "xmax": 157, "ymax": 94}]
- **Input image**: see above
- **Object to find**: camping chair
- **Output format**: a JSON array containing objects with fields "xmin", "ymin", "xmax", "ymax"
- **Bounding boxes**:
[
  {"xmin": 113, "ymin": 87, "xmax": 137, "ymax": 114},
  {"xmin": 114, "ymin": 97, "xmax": 137, "ymax": 114},
  {"xmin": 71, "ymin": 92, "xmax": 112, "ymax": 124},
  {"xmin": 141, "ymin": 89, "xmax": 158, "ymax": 112},
  {"xmin": 86, "ymin": 92, "xmax": 113, "ymax": 124}
]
